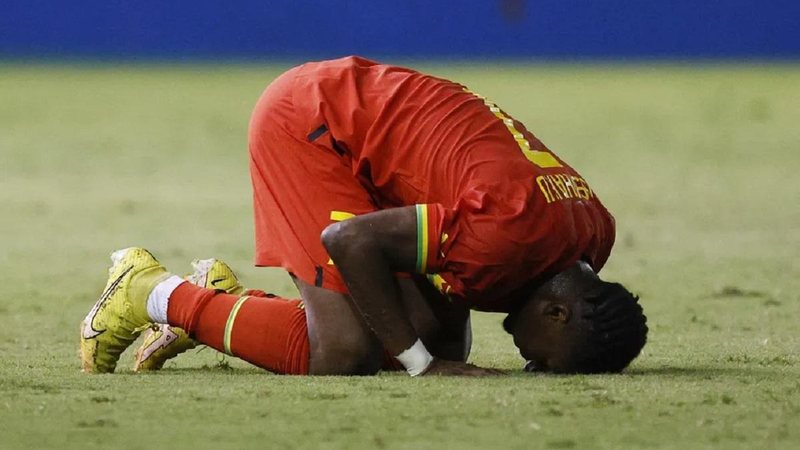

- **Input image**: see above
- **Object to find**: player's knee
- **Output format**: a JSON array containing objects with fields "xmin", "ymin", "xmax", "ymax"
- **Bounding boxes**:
[
  {"xmin": 320, "ymin": 222, "xmax": 347, "ymax": 255},
  {"xmin": 310, "ymin": 335, "xmax": 382, "ymax": 376},
  {"xmin": 321, "ymin": 220, "xmax": 372, "ymax": 260}
]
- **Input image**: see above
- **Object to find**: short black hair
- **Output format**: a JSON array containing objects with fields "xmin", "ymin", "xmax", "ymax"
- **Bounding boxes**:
[{"xmin": 564, "ymin": 281, "xmax": 648, "ymax": 373}]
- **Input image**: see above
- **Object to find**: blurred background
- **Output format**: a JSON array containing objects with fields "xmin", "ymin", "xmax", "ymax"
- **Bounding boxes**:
[
  {"xmin": 1, "ymin": 0, "xmax": 798, "ymax": 60},
  {"xmin": 1, "ymin": 1, "xmax": 798, "ymax": 326},
  {"xmin": 2, "ymin": 2, "xmax": 800, "ymax": 449},
  {"xmin": 1, "ymin": 0, "xmax": 799, "ymax": 331}
]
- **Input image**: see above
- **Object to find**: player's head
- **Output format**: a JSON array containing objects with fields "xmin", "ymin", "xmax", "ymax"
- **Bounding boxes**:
[{"xmin": 503, "ymin": 261, "xmax": 647, "ymax": 374}]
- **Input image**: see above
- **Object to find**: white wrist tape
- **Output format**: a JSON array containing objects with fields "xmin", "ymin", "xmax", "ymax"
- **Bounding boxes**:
[{"xmin": 396, "ymin": 339, "xmax": 433, "ymax": 376}]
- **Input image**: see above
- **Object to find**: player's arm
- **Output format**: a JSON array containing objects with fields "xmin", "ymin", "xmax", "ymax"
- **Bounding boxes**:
[
  {"xmin": 398, "ymin": 276, "xmax": 472, "ymax": 362},
  {"xmin": 321, "ymin": 205, "xmax": 497, "ymax": 376}
]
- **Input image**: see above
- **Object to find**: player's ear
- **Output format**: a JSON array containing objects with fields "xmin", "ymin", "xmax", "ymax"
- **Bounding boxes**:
[{"xmin": 543, "ymin": 302, "xmax": 571, "ymax": 324}]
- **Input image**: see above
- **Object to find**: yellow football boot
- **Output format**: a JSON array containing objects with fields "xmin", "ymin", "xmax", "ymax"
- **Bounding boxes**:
[
  {"xmin": 80, "ymin": 247, "xmax": 171, "ymax": 373},
  {"xmin": 132, "ymin": 258, "xmax": 244, "ymax": 371}
]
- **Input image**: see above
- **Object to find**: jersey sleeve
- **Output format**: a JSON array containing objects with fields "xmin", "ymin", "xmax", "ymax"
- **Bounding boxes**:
[{"xmin": 414, "ymin": 203, "xmax": 452, "ymax": 274}]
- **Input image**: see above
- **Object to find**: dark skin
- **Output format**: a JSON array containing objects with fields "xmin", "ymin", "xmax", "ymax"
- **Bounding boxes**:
[
  {"xmin": 407, "ymin": 274, "xmax": 473, "ymax": 362},
  {"xmin": 507, "ymin": 261, "xmax": 600, "ymax": 372},
  {"xmin": 322, "ymin": 205, "xmax": 603, "ymax": 375},
  {"xmin": 321, "ymin": 205, "xmax": 502, "ymax": 376},
  {"xmin": 295, "ymin": 273, "xmax": 475, "ymax": 375}
]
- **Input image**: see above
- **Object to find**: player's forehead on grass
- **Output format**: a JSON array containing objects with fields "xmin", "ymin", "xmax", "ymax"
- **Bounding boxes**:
[{"xmin": 503, "ymin": 261, "xmax": 648, "ymax": 374}]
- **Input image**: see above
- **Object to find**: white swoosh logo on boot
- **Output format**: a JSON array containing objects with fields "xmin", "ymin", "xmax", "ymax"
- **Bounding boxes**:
[{"xmin": 82, "ymin": 266, "xmax": 133, "ymax": 339}]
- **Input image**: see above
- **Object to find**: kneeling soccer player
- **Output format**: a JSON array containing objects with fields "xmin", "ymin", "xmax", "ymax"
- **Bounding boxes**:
[{"xmin": 79, "ymin": 56, "xmax": 647, "ymax": 376}]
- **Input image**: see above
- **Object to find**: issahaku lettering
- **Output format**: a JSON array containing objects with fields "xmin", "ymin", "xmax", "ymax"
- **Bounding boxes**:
[{"xmin": 536, "ymin": 173, "xmax": 595, "ymax": 204}]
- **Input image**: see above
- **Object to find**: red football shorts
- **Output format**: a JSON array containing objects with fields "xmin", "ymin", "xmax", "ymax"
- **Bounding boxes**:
[
  {"xmin": 248, "ymin": 67, "xmax": 616, "ymax": 310},
  {"xmin": 248, "ymin": 69, "xmax": 375, "ymax": 293}
]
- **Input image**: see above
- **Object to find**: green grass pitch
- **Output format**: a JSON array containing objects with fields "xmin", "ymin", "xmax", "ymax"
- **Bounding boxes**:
[{"xmin": 0, "ymin": 62, "xmax": 798, "ymax": 450}]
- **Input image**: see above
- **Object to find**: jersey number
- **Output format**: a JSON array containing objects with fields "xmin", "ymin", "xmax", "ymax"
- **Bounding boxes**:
[{"xmin": 464, "ymin": 88, "xmax": 562, "ymax": 169}]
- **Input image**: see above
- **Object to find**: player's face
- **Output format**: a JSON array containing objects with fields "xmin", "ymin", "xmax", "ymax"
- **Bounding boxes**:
[{"xmin": 511, "ymin": 294, "xmax": 587, "ymax": 373}]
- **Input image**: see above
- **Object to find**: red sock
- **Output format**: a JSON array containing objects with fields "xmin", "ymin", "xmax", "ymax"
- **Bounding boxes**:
[{"xmin": 167, "ymin": 282, "xmax": 309, "ymax": 374}]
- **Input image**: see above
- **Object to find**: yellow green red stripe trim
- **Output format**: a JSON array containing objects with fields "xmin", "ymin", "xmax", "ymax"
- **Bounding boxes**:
[
  {"xmin": 223, "ymin": 296, "xmax": 250, "ymax": 355},
  {"xmin": 415, "ymin": 204, "xmax": 429, "ymax": 273}
]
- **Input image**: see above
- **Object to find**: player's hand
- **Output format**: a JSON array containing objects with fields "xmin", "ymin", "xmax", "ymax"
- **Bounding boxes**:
[{"xmin": 421, "ymin": 358, "xmax": 506, "ymax": 376}]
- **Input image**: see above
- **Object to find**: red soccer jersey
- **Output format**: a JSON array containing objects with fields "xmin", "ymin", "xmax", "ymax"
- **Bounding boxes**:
[{"xmin": 265, "ymin": 56, "xmax": 615, "ymax": 312}]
